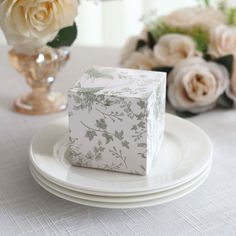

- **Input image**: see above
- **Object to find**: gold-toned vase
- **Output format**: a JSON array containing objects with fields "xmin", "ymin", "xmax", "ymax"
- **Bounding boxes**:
[{"xmin": 9, "ymin": 47, "xmax": 69, "ymax": 115}]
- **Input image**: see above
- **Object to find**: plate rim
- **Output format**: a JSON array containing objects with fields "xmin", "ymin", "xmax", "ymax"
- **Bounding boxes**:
[
  {"xmin": 31, "ymin": 164, "xmax": 211, "ymax": 209},
  {"xmin": 30, "ymin": 162, "xmax": 211, "ymax": 203},
  {"xmin": 30, "ymin": 113, "xmax": 213, "ymax": 194}
]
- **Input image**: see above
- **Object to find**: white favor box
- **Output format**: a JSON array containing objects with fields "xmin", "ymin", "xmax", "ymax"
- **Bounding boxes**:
[{"xmin": 68, "ymin": 67, "xmax": 166, "ymax": 175}]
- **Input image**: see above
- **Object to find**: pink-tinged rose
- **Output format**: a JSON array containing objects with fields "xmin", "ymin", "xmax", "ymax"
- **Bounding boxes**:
[
  {"xmin": 209, "ymin": 25, "xmax": 236, "ymax": 96},
  {"xmin": 208, "ymin": 25, "xmax": 236, "ymax": 58},
  {"xmin": 120, "ymin": 29, "xmax": 149, "ymax": 65},
  {"xmin": 153, "ymin": 34, "xmax": 200, "ymax": 67},
  {"xmin": 163, "ymin": 7, "xmax": 226, "ymax": 30},
  {"xmin": 168, "ymin": 57, "xmax": 229, "ymax": 113},
  {"xmin": 120, "ymin": 36, "xmax": 141, "ymax": 65},
  {"xmin": 121, "ymin": 48, "xmax": 158, "ymax": 70}
]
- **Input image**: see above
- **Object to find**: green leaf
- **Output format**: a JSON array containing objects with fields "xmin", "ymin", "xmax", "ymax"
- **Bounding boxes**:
[
  {"xmin": 214, "ymin": 55, "xmax": 234, "ymax": 77},
  {"xmin": 135, "ymin": 32, "xmax": 155, "ymax": 51},
  {"xmin": 137, "ymin": 143, "xmax": 147, "ymax": 148},
  {"xmin": 147, "ymin": 32, "xmax": 156, "ymax": 49},
  {"xmin": 148, "ymin": 22, "xmax": 187, "ymax": 42},
  {"xmin": 136, "ymin": 39, "xmax": 147, "ymax": 51},
  {"xmin": 176, "ymin": 110, "xmax": 198, "ymax": 118},
  {"xmin": 96, "ymin": 119, "xmax": 107, "ymax": 130},
  {"xmin": 147, "ymin": 21, "xmax": 209, "ymax": 54},
  {"xmin": 47, "ymin": 22, "xmax": 77, "ymax": 48},
  {"xmin": 203, "ymin": 54, "xmax": 212, "ymax": 61},
  {"xmin": 203, "ymin": 0, "xmax": 210, "ymax": 7},
  {"xmin": 122, "ymin": 141, "xmax": 130, "ymax": 149},
  {"xmin": 135, "ymin": 112, "xmax": 145, "ymax": 121},
  {"xmin": 138, "ymin": 153, "xmax": 146, "ymax": 159},
  {"xmin": 152, "ymin": 66, "xmax": 173, "ymax": 74},
  {"xmin": 102, "ymin": 133, "xmax": 113, "ymax": 144},
  {"xmin": 191, "ymin": 27, "xmax": 209, "ymax": 53},
  {"xmin": 217, "ymin": 93, "xmax": 234, "ymax": 109},
  {"xmin": 137, "ymin": 100, "xmax": 146, "ymax": 109},
  {"xmin": 86, "ymin": 130, "xmax": 97, "ymax": 141},
  {"xmin": 114, "ymin": 130, "xmax": 124, "ymax": 140},
  {"xmin": 218, "ymin": 0, "xmax": 227, "ymax": 12},
  {"xmin": 227, "ymin": 8, "xmax": 236, "ymax": 25}
]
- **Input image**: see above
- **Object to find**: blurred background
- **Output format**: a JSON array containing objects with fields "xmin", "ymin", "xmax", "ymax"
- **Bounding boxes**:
[{"xmin": 0, "ymin": 0, "xmax": 233, "ymax": 48}]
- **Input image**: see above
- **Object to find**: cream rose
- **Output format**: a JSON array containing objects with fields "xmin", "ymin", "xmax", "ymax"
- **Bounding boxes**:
[
  {"xmin": 208, "ymin": 25, "xmax": 236, "ymax": 95},
  {"xmin": 120, "ymin": 36, "xmax": 141, "ymax": 65},
  {"xmin": 0, "ymin": 0, "xmax": 78, "ymax": 54},
  {"xmin": 121, "ymin": 48, "xmax": 158, "ymax": 70},
  {"xmin": 162, "ymin": 7, "xmax": 226, "ymax": 30},
  {"xmin": 120, "ymin": 29, "xmax": 149, "ymax": 65},
  {"xmin": 208, "ymin": 25, "xmax": 236, "ymax": 58},
  {"xmin": 168, "ymin": 57, "xmax": 229, "ymax": 113},
  {"xmin": 153, "ymin": 34, "xmax": 200, "ymax": 67}
]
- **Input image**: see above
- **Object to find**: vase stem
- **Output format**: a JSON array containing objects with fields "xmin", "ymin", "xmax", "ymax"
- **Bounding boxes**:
[{"xmin": 9, "ymin": 47, "xmax": 69, "ymax": 115}]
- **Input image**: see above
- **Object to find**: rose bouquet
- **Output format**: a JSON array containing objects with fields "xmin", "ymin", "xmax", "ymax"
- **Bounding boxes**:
[{"xmin": 120, "ymin": 0, "xmax": 236, "ymax": 117}]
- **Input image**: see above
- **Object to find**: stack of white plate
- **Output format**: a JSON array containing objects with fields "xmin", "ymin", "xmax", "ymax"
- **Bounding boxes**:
[{"xmin": 29, "ymin": 114, "xmax": 213, "ymax": 209}]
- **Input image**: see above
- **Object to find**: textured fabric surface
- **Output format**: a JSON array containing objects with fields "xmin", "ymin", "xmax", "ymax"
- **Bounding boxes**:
[{"xmin": 0, "ymin": 46, "xmax": 236, "ymax": 236}]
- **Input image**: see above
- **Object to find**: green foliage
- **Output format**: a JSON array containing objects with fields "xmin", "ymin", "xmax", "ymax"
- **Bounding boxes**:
[
  {"xmin": 203, "ymin": 0, "xmax": 211, "ymax": 7},
  {"xmin": 136, "ymin": 40, "xmax": 146, "ymax": 51},
  {"xmin": 102, "ymin": 133, "xmax": 113, "ymax": 144},
  {"xmin": 96, "ymin": 119, "xmax": 107, "ymax": 130},
  {"xmin": 149, "ymin": 22, "xmax": 186, "ymax": 42},
  {"xmin": 217, "ymin": 1, "xmax": 236, "ymax": 25},
  {"xmin": 227, "ymin": 7, "xmax": 236, "ymax": 25},
  {"xmin": 86, "ymin": 130, "xmax": 97, "ymax": 141},
  {"xmin": 214, "ymin": 55, "xmax": 234, "ymax": 109},
  {"xmin": 176, "ymin": 110, "xmax": 198, "ymax": 118},
  {"xmin": 217, "ymin": 93, "xmax": 234, "ymax": 109},
  {"xmin": 47, "ymin": 22, "xmax": 77, "ymax": 48},
  {"xmin": 196, "ymin": 0, "xmax": 211, "ymax": 7},
  {"xmin": 137, "ymin": 100, "xmax": 146, "ymax": 109},
  {"xmin": 121, "ymin": 141, "xmax": 130, "ymax": 149},
  {"xmin": 214, "ymin": 54, "xmax": 234, "ymax": 76},
  {"xmin": 191, "ymin": 27, "xmax": 209, "ymax": 53},
  {"xmin": 114, "ymin": 130, "xmax": 124, "ymax": 140},
  {"xmin": 135, "ymin": 32, "xmax": 156, "ymax": 51},
  {"xmin": 152, "ymin": 66, "xmax": 173, "ymax": 74},
  {"xmin": 218, "ymin": 0, "xmax": 227, "ymax": 12},
  {"xmin": 148, "ymin": 22, "xmax": 209, "ymax": 54}
]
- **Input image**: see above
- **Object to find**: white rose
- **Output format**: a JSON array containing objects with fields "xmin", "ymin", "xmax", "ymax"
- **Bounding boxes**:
[
  {"xmin": 0, "ymin": 0, "xmax": 78, "ymax": 54},
  {"xmin": 226, "ymin": 62, "xmax": 236, "ymax": 98},
  {"xmin": 208, "ymin": 25, "xmax": 236, "ymax": 96},
  {"xmin": 120, "ymin": 36, "xmax": 141, "ymax": 65},
  {"xmin": 120, "ymin": 29, "xmax": 149, "ymax": 65},
  {"xmin": 121, "ymin": 48, "xmax": 158, "ymax": 70},
  {"xmin": 162, "ymin": 7, "xmax": 226, "ymax": 30},
  {"xmin": 168, "ymin": 57, "xmax": 229, "ymax": 113},
  {"xmin": 153, "ymin": 34, "xmax": 200, "ymax": 67},
  {"xmin": 208, "ymin": 25, "xmax": 236, "ymax": 58}
]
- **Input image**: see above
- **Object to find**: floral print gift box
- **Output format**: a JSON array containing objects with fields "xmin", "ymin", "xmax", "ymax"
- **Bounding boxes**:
[{"xmin": 68, "ymin": 67, "xmax": 166, "ymax": 175}]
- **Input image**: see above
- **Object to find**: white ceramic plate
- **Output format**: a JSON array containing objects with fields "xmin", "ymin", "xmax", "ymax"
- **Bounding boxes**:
[
  {"xmin": 31, "ymin": 164, "xmax": 211, "ymax": 209},
  {"xmin": 30, "ymin": 162, "xmax": 211, "ymax": 203},
  {"xmin": 30, "ymin": 114, "xmax": 213, "ymax": 196}
]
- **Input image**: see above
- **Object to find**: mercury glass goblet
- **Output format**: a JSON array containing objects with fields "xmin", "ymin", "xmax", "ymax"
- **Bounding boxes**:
[{"xmin": 9, "ymin": 46, "xmax": 69, "ymax": 115}]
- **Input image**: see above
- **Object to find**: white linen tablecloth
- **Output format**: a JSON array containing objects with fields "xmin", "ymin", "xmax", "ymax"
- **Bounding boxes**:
[{"xmin": 1, "ymin": 46, "xmax": 236, "ymax": 236}]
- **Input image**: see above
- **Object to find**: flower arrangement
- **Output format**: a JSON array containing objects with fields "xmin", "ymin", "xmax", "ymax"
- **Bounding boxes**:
[
  {"xmin": 120, "ymin": 0, "xmax": 236, "ymax": 117},
  {"xmin": 0, "ymin": 0, "xmax": 79, "ymax": 55}
]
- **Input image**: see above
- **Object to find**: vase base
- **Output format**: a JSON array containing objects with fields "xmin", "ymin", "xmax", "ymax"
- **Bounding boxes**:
[{"xmin": 14, "ymin": 92, "xmax": 67, "ymax": 115}]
